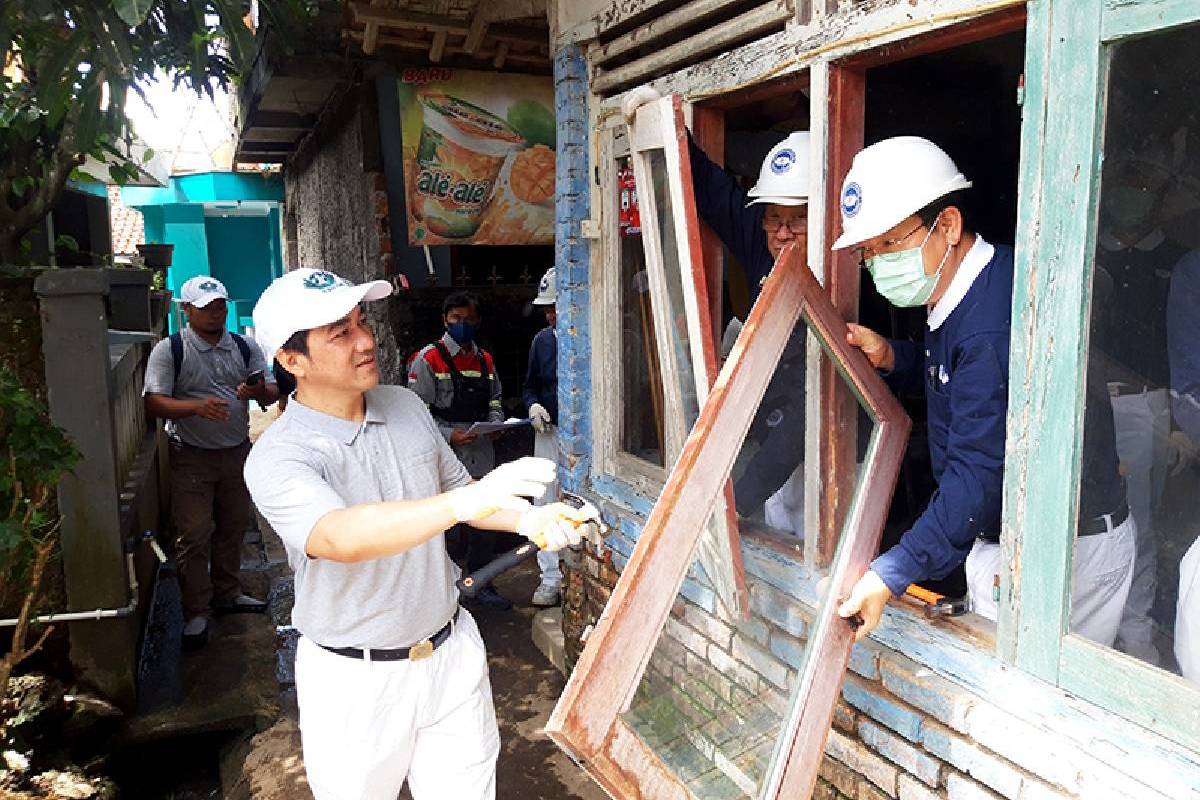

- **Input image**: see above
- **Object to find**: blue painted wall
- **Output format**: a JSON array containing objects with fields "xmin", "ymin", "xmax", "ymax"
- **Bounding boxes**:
[
  {"xmin": 205, "ymin": 215, "xmax": 279, "ymax": 331},
  {"xmin": 554, "ymin": 43, "xmax": 592, "ymax": 494},
  {"xmin": 124, "ymin": 172, "xmax": 284, "ymax": 334}
]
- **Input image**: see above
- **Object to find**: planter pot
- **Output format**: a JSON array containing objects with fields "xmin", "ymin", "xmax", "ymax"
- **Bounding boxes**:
[
  {"xmin": 149, "ymin": 289, "xmax": 172, "ymax": 332},
  {"xmin": 105, "ymin": 268, "xmax": 154, "ymax": 331},
  {"xmin": 136, "ymin": 243, "xmax": 174, "ymax": 270}
]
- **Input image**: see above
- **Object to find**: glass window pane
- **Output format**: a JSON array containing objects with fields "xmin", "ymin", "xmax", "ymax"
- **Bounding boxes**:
[
  {"xmin": 647, "ymin": 148, "xmax": 702, "ymax": 431},
  {"xmin": 621, "ymin": 310, "xmax": 875, "ymax": 797},
  {"xmin": 1077, "ymin": 21, "xmax": 1200, "ymax": 684},
  {"xmin": 618, "ymin": 155, "xmax": 667, "ymax": 466}
]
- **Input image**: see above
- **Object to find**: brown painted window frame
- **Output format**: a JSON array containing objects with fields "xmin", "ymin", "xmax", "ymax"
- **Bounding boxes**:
[{"xmin": 546, "ymin": 242, "xmax": 910, "ymax": 799}]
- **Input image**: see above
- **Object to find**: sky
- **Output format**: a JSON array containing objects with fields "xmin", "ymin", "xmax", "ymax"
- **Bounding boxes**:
[{"xmin": 124, "ymin": 74, "xmax": 237, "ymax": 175}]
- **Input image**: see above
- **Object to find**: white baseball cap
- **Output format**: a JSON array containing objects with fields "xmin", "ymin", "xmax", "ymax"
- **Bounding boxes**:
[
  {"xmin": 175, "ymin": 276, "xmax": 230, "ymax": 308},
  {"xmin": 252, "ymin": 268, "xmax": 392, "ymax": 363}
]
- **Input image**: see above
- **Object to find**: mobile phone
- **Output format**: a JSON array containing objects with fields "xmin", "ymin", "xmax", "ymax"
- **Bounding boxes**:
[{"xmin": 245, "ymin": 369, "xmax": 265, "ymax": 386}]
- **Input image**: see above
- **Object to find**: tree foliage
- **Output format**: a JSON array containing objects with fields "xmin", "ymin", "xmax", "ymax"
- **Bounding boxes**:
[
  {"xmin": 0, "ymin": 364, "xmax": 80, "ymax": 691},
  {"xmin": 0, "ymin": 0, "xmax": 310, "ymax": 263}
]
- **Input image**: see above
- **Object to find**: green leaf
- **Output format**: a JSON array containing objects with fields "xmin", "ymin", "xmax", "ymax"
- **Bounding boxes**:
[{"xmin": 112, "ymin": 0, "xmax": 155, "ymax": 28}]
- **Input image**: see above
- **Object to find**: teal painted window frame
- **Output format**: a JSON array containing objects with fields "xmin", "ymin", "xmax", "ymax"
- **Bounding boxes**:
[{"xmin": 1002, "ymin": 0, "xmax": 1200, "ymax": 752}]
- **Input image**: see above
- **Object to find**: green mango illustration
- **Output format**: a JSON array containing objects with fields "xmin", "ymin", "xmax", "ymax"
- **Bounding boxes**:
[{"xmin": 507, "ymin": 100, "xmax": 556, "ymax": 148}]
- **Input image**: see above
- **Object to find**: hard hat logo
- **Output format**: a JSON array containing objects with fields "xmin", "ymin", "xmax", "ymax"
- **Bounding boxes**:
[
  {"xmin": 770, "ymin": 148, "xmax": 796, "ymax": 175},
  {"xmin": 842, "ymin": 182, "xmax": 863, "ymax": 218},
  {"xmin": 746, "ymin": 131, "xmax": 811, "ymax": 207}
]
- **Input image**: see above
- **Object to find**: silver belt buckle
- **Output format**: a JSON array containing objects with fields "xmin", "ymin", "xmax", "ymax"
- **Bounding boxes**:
[{"xmin": 409, "ymin": 638, "xmax": 435, "ymax": 661}]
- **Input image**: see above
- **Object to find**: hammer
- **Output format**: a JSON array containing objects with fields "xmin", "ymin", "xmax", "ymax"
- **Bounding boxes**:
[{"xmin": 456, "ymin": 492, "xmax": 605, "ymax": 598}]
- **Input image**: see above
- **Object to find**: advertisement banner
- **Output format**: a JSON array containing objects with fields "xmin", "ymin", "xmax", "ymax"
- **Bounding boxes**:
[{"xmin": 397, "ymin": 67, "xmax": 555, "ymax": 246}]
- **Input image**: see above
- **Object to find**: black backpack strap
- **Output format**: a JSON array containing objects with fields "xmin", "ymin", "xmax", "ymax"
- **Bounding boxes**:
[
  {"xmin": 230, "ymin": 332, "xmax": 252, "ymax": 368},
  {"xmin": 433, "ymin": 341, "xmax": 463, "ymax": 383},
  {"xmin": 477, "ymin": 348, "xmax": 491, "ymax": 382},
  {"xmin": 170, "ymin": 332, "xmax": 183, "ymax": 382}
]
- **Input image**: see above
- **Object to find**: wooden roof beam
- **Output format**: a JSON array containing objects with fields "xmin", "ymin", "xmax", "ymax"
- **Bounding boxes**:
[
  {"xmin": 430, "ymin": 30, "xmax": 448, "ymax": 62},
  {"xmin": 492, "ymin": 41, "xmax": 510, "ymax": 69},
  {"xmin": 464, "ymin": 10, "xmax": 491, "ymax": 54},
  {"xmin": 347, "ymin": 30, "xmax": 549, "ymax": 66}
]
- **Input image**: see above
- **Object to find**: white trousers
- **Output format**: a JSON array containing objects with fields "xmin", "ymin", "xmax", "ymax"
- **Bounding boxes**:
[
  {"xmin": 534, "ymin": 425, "xmax": 562, "ymax": 588},
  {"xmin": 295, "ymin": 610, "xmax": 499, "ymax": 800},
  {"xmin": 1177, "ymin": 537, "xmax": 1200, "ymax": 682},
  {"xmin": 763, "ymin": 462, "xmax": 806, "ymax": 538},
  {"xmin": 966, "ymin": 515, "xmax": 1136, "ymax": 647},
  {"xmin": 1111, "ymin": 388, "xmax": 1171, "ymax": 661}
]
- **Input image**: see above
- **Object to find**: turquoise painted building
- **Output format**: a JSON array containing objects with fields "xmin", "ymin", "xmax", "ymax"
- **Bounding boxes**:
[{"xmin": 123, "ymin": 172, "xmax": 285, "ymax": 334}]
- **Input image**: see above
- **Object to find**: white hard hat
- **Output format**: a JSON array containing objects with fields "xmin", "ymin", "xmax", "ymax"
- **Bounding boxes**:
[
  {"xmin": 252, "ymin": 268, "xmax": 392, "ymax": 364},
  {"xmin": 746, "ymin": 132, "xmax": 811, "ymax": 207},
  {"xmin": 532, "ymin": 267, "xmax": 556, "ymax": 305},
  {"xmin": 175, "ymin": 275, "xmax": 229, "ymax": 308},
  {"xmin": 832, "ymin": 136, "xmax": 973, "ymax": 250}
]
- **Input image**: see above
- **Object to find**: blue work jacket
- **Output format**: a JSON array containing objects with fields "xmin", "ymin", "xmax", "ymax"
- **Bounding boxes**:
[
  {"xmin": 871, "ymin": 245, "xmax": 1015, "ymax": 596},
  {"xmin": 687, "ymin": 135, "xmax": 774, "ymax": 295},
  {"xmin": 1169, "ymin": 250, "xmax": 1200, "ymax": 441},
  {"xmin": 523, "ymin": 326, "xmax": 558, "ymax": 425}
]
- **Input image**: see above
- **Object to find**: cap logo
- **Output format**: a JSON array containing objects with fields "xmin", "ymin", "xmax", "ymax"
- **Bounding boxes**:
[
  {"xmin": 770, "ymin": 148, "xmax": 796, "ymax": 175},
  {"xmin": 302, "ymin": 270, "xmax": 346, "ymax": 292},
  {"xmin": 842, "ymin": 181, "xmax": 863, "ymax": 218},
  {"xmin": 198, "ymin": 280, "xmax": 220, "ymax": 292}
]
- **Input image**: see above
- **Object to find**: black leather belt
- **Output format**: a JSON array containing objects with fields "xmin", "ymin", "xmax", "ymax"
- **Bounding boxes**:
[
  {"xmin": 978, "ymin": 500, "xmax": 1129, "ymax": 543},
  {"xmin": 317, "ymin": 608, "xmax": 459, "ymax": 662},
  {"xmin": 1079, "ymin": 499, "xmax": 1130, "ymax": 537}
]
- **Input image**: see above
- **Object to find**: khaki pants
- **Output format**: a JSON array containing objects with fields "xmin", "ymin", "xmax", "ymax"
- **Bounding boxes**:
[{"xmin": 170, "ymin": 439, "xmax": 252, "ymax": 616}]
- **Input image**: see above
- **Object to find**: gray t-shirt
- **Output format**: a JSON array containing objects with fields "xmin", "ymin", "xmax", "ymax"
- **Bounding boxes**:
[
  {"xmin": 143, "ymin": 328, "xmax": 272, "ymax": 449},
  {"xmin": 244, "ymin": 385, "xmax": 472, "ymax": 648}
]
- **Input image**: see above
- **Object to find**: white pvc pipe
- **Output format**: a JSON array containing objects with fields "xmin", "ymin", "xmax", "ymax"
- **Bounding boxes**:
[{"xmin": 0, "ymin": 550, "xmax": 142, "ymax": 628}]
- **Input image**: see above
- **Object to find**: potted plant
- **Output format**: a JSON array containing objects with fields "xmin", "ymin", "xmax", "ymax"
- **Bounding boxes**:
[{"xmin": 136, "ymin": 241, "xmax": 174, "ymax": 270}]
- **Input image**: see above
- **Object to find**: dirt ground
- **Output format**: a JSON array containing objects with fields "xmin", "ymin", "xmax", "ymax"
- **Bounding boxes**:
[{"xmin": 226, "ymin": 556, "xmax": 606, "ymax": 800}]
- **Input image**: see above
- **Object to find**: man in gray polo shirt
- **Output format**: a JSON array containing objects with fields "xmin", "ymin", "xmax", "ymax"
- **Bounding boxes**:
[
  {"xmin": 245, "ymin": 268, "xmax": 585, "ymax": 800},
  {"xmin": 144, "ymin": 276, "xmax": 279, "ymax": 649}
]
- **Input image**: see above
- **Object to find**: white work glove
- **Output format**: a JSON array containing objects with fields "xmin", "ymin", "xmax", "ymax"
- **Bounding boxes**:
[
  {"xmin": 621, "ymin": 86, "xmax": 662, "ymax": 124},
  {"xmin": 1168, "ymin": 429, "xmax": 1199, "ymax": 477},
  {"xmin": 528, "ymin": 403, "xmax": 552, "ymax": 434},
  {"xmin": 447, "ymin": 457, "xmax": 556, "ymax": 522},
  {"xmin": 518, "ymin": 502, "xmax": 589, "ymax": 551}
]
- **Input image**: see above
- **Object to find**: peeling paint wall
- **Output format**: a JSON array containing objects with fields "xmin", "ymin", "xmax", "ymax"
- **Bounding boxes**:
[
  {"xmin": 284, "ymin": 86, "xmax": 402, "ymax": 384},
  {"xmin": 556, "ymin": 2, "xmax": 1200, "ymax": 799}
]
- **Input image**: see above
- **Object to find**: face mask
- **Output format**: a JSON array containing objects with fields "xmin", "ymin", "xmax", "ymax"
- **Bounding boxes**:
[
  {"xmin": 447, "ymin": 321, "xmax": 477, "ymax": 346},
  {"xmin": 1104, "ymin": 185, "xmax": 1157, "ymax": 232},
  {"xmin": 865, "ymin": 221, "xmax": 952, "ymax": 308}
]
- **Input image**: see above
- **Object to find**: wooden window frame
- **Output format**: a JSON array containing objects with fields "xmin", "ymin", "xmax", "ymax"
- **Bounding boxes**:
[
  {"xmin": 546, "ymin": 243, "xmax": 910, "ymax": 800},
  {"xmin": 1003, "ymin": 0, "xmax": 1200, "ymax": 752},
  {"xmin": 593, "ymin": 123, "xmax": 672, "ymax": 495},
  {"xmin": 626, "ymin": 93, "xmax": 748, "ymax": 615}
]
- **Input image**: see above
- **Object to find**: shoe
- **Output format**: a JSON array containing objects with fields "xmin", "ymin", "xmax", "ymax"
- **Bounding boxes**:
[
  {"xmin": 213, "ymin": 594, "xmax": 268, "ymax": 615},
  {"xmin": 532, "ymin": 583, "xmax": 561, "ymax": 607},
  {"xmin": 470, "ymin": 585, "xmax": 513, "ymax": 611},
  {"xmin": 182, "ymin": 616, "xmax": 209, "ymax": 651}
]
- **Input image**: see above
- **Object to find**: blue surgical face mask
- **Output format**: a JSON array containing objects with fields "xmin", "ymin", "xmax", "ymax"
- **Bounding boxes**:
[
  {"xmin": 447, "ymin": 321, "xmax": 477, "ymax": 346},
  {"xmin": 865, "ymin": 219, "xmax": 952, "ymax": 307}
]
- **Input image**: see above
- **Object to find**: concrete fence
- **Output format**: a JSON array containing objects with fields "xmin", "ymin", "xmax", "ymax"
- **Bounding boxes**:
[{"xmin": 34, "ymin": 269, "xmax": 167, "ymax": 707}]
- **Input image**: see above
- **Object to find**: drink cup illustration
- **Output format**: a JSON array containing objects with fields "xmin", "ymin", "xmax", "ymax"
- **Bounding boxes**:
[{"xmin": 412, "ymin": 93, "xmax": 525, "ymax": 238}]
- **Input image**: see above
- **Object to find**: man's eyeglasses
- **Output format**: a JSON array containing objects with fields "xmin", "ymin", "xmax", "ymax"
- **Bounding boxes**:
[
  {"xmin": 762, "ymin": 217, "xmax": 808, "ymax": 235},
  {"xmin": 855, "ymin": 220, "xmax": 926, "ymax": 263}
]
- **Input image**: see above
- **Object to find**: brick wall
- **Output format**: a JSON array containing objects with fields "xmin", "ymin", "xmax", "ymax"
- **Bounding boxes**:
[{"xmin": 562, "ymin": 517, "xmax": 1145, "ymax": 799}]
